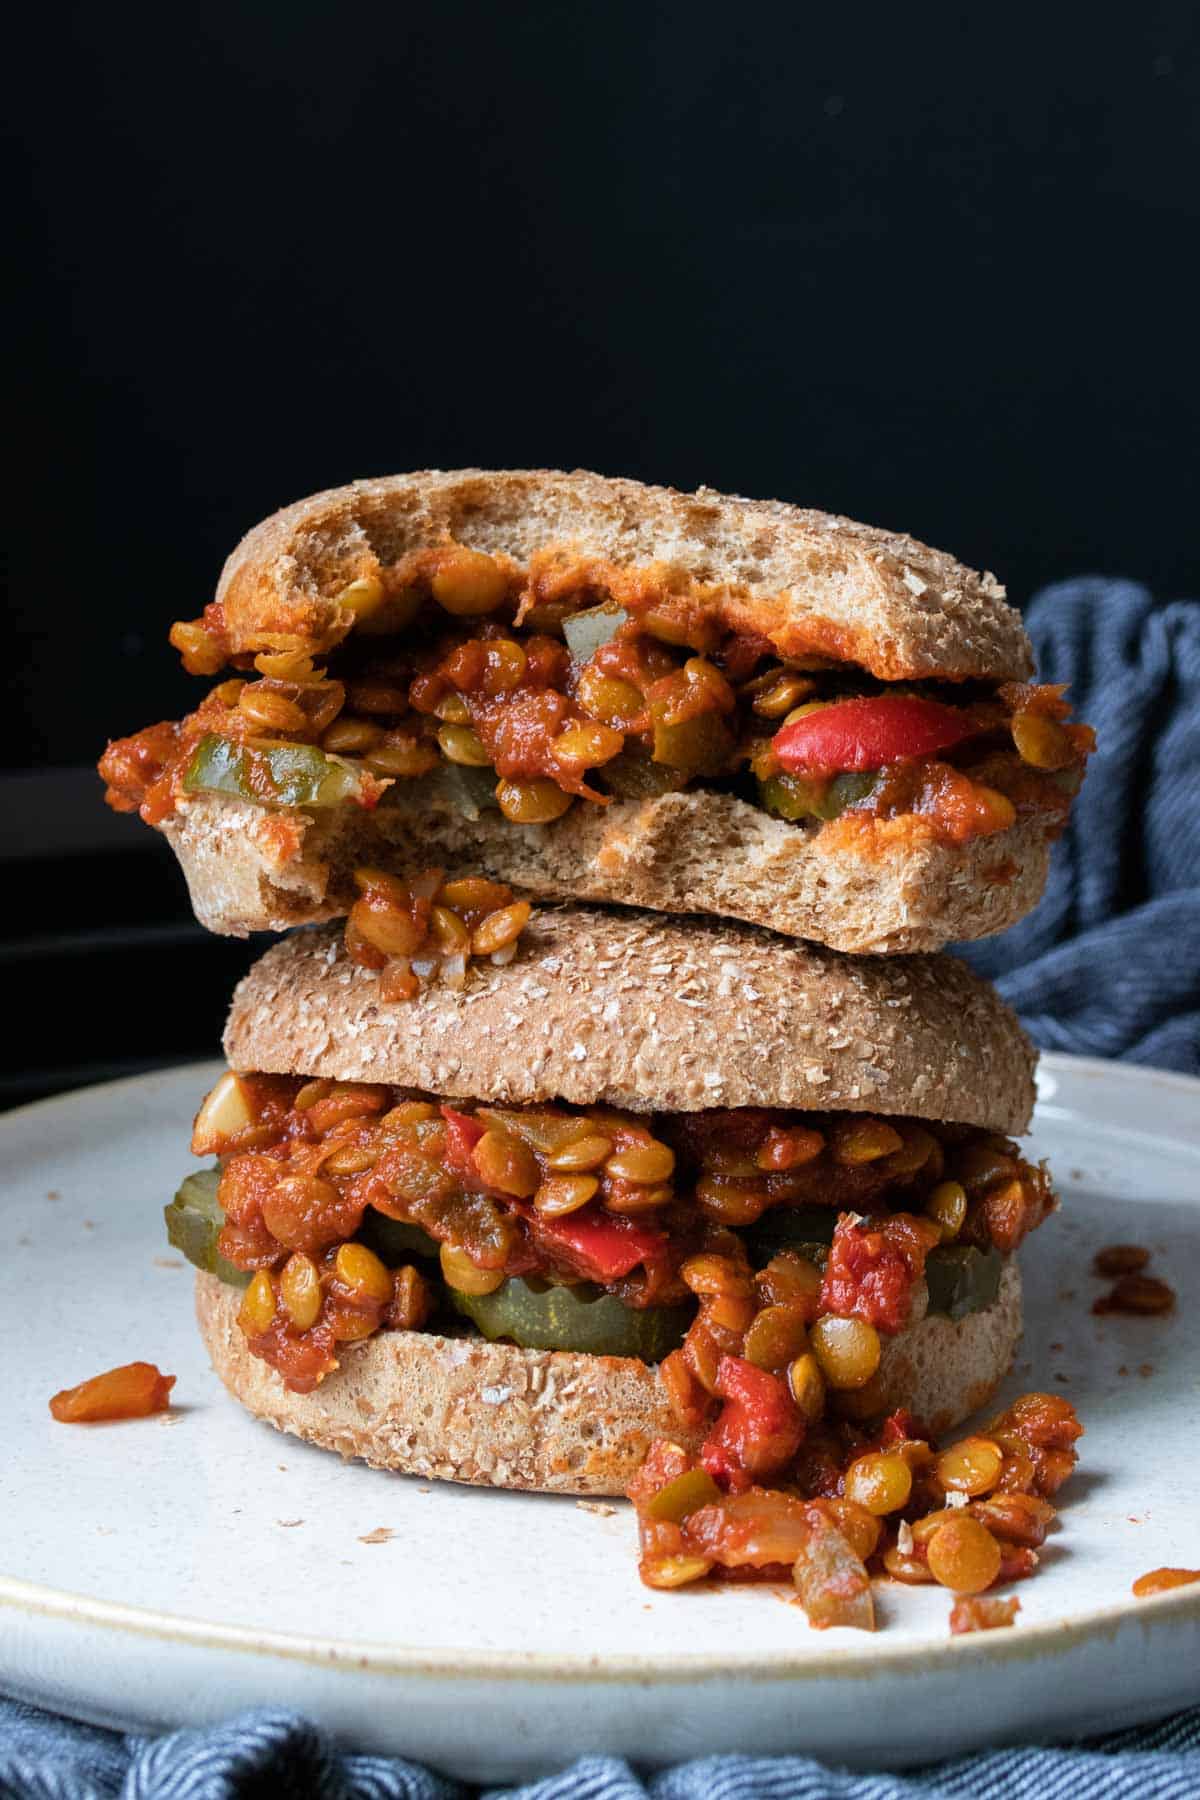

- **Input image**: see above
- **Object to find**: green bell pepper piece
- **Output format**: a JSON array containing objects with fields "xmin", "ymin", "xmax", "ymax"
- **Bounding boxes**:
[
  {"xmin": 597, "ymin": 748, "xmax": 691, "ymax": 799},
  {"xmin": 417, "ymin": 763, "xmax": 500, "ymax": 820},
  {"xmin": 650, "ymin": 704, "xmax": 734, "ymax": 776},
  {"xmin": 757, "ymin": 770, "xmax": 877, "ymax": 822},
  {"xmin": 183, "ymin": 734, "xmax": 368, "ymax": 808}
]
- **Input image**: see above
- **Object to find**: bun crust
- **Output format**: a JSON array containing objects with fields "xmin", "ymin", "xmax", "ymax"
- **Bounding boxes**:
[
  {"xmin": 214, "ymin": 469, "xmax": 1031, "ymax": 683},
  {"xmin": 195, "ymin": 1262, "xmax": 1022, "ymax": 1494},
  {"xmin": 222, "ymin": 911, "xmax": 1036, "ymax": 1133},
  {"xmin": 162, "ymin": 785, "xmax": 1052, "ymax": 955}
]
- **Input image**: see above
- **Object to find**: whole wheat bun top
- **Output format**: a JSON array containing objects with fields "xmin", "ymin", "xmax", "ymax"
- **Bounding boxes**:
[
  {"xmin": 223, "ymin": 908, "xmax": 1037, "ymax": 1133},
  {"xmin": 213, "ymin": 469, "xmax": 1032, "ymax": 683}
]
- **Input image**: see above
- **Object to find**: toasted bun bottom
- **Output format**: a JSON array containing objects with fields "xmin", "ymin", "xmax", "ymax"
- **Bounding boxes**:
[
  {"xmin": 164, "ymin": 787, "xmax": 1050, "ymax": 954},
  {"xmin": 195, "ymin": 1262, "xmax": 1022, "ymax": 1496}
]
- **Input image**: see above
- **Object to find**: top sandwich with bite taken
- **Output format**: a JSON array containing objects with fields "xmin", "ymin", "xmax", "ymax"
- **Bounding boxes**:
[{"xmin": 100, "ymin": 470, "xmax": 1092, "ymax": 954}]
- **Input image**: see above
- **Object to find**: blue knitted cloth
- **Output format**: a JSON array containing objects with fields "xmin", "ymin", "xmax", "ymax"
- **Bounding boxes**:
[
  {"xmin": 959, "ymin": 579, "xmax": 1199, "ymax": 1072},
  {"xmin": 2, "ymin": 579, "xmax": 1197, "ymax": 1798},
  {"xmin": 0, "ymin": 1700, "xmax": 1197, "ymax": 1799}
]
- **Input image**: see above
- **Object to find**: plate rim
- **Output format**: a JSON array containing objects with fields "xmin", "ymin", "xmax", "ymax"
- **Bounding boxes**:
[
  {"xmin": 2, "ymin": 1571, "xmax": 1197, "ymax": 1684},
  {"xmin": 4, "ymin": 1050, "xmax": 1198, "ymax": 1684}
]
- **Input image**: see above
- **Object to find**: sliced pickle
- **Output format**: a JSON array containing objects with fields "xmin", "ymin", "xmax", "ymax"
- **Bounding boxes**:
[
  {"xmin": 451, "ymin": 1276, "xmax": 693, "ymax": 1360},
  {"xmin": 650, "ymin": 704, "xmax": 735, "ymax": 776},
  {"xmin": 184, "ymin": 734, "xmax": 369, "ymax": 808},
  {"xmin": 923, "ymin": 1244, "xmax": 1004, "ymax": 1320},
  {"xmin": 166, "ymin": 1173, "xmax": 440, "ymax": 1289},
  {"xmin": 563, "ymin": 604, "xmax": 628, "ymax": 662},
  {"xmin": 164, "ymin": 1168, "xmax": 249, "ymax": 1287},
  {"xmin": 757, "ymin": 770, "xmax": 877, "ymax": 822},
  {"xmin": 358, "ymin": 1213, "xmax": 441, "ymax": 1265}
]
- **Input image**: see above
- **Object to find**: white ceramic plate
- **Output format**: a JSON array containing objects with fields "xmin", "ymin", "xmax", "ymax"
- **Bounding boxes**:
[{"xmin": 1, "ymin": 1055, "xmax": 1197, "ymax": 1778}]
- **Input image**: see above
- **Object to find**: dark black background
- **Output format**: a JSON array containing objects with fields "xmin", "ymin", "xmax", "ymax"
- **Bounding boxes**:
[{"xmin": 5, "ymin": 1, "xmax": 1198, "ymax": 1103}]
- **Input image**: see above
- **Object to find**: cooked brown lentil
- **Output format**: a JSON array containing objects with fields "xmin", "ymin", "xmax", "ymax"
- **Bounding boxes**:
[{"xmin": 343, "ymin": 866, "xmax": 533, "ymax": 1000}]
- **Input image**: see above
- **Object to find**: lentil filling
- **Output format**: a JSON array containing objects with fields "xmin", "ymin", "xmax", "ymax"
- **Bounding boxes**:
[
  {"xmin": 341, "ymin": 866, "xmax": 533, "ymax": 1002},
  {"xmin": 101, "ymin": 543, "xmax": 1093, "ymax": 843},
  {"xmin": 178, "ymin": 1070, "xmax": 1054, "ymax": 1396},
  {"xmin": 631, "ymin": 1391, "xmax": 1082, "ymax": 1630},
  {"xmin": 180, "ymin": 1066, "xmax": 1075, "ymax": 1633}
]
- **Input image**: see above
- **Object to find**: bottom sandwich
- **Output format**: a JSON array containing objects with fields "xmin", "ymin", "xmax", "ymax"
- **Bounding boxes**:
[{"xmin": 174, "ymin": 907, "xmax": 1081, "ymax": 1627}]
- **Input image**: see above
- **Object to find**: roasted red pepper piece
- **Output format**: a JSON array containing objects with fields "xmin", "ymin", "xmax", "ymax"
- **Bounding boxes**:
[
  {"xmin": 440, "ymin": 1106, "xmax": 485, "ymax": 1180},
  {"xmin": 773, "ymin": 695, "xmax": 977, "ymax": 775},
  {"xmin": 535, "ymin": 1205, "xmax": 667, "ymax": 1282},
  {"xmin": 701, "ymin": 1355, "xmax": 805, "ymax": 1491},
  {"xmin": 821, "ymin": 1211, "xmax": 939, "ymax": 1334}
]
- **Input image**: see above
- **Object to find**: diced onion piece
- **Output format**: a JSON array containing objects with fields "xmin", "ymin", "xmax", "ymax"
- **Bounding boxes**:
[
  {"xmin": 409, "ymin": 868, "xmax": 445, "ymax": 902},
  {"xmin": 563, "ymin": 603, "xmax": 629, "ymax": 662},
  {"xmin": 792, "ymin": 1513, "xmax": 876, "ymax": 1630},
  {"xmin": 191, "ymin": 1070, "xmax": 254, "ymax": 1154},
  {"xmin": 441, "ymin": 952, "xmax": 469, "ymax": 990}
]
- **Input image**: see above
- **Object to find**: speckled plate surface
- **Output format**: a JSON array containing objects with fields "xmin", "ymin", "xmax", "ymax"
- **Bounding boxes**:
[{"xmin": 1, "ymin": 1054, "xmax": 1197, "ymax": 1779}]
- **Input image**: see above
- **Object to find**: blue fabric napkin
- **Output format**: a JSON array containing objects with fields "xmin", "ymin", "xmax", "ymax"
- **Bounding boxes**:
[
  {"xmin": 959, "ymin": 578, "xmax": 1199, "ymax": 1073},
  {"xmin": 1, "ymin": 1696, "xmax": 1198, "ymax": 1798},
  {"xmin": 3, "ymin": 578, "xmax": 1197, "ymax": 1798}
]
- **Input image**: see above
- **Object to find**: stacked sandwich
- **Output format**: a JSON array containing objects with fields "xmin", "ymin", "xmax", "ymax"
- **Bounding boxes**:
[{"xmin": 103, "ymin": 470, "xmax": 1091, "ymax": 1628}]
